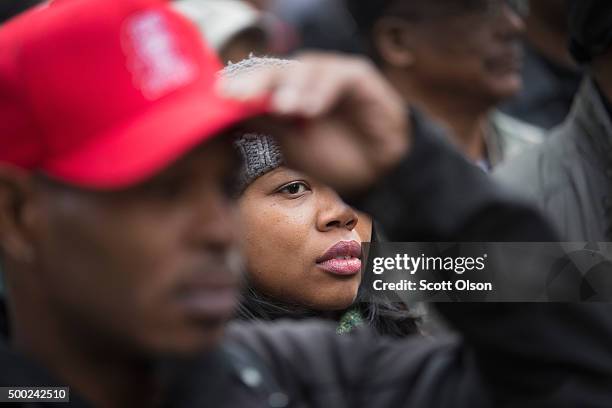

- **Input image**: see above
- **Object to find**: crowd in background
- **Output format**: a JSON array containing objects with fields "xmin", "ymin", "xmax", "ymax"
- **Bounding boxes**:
[
  {"xmin": 0, "ymin": 0, "xmax": 597, "ymax": 222},
  {"xmin": 165, "ymin": 0, "xmax": 608, "ymax": 241}
]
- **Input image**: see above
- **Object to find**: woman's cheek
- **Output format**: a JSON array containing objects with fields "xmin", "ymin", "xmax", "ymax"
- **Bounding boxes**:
[{"xmin": 243, "ymin": 205, "xmax": 296, "ymax": 261}]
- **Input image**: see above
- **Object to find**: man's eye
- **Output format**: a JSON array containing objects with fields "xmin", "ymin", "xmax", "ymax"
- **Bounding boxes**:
[
  {"xmin": 140, "ymin": 173, "xmax": 194, "ymax": 200},
  {"xmin": 152, "ymin": 180, "xmax": 188, "ymax": 199},
  {"xmin": 278, "ymin": 182, "xmax": 310, "ymax": 196},
  {"xmin": 222, "ymin": 171, "xmax": 240, "ymax": 199}
]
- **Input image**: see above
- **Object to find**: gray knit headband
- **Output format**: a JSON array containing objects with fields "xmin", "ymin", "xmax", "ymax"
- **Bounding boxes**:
[
  {"xmin": 234, "ymin": 133, "xmax": 284, "ymax": 191},
  {"xmin": 222, "ymin": 56, "xmax": 296, "ymax": 192}
]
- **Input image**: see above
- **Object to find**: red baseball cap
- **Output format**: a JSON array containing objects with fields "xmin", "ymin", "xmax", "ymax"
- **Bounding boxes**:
[{"xmin": 0, "ymin": 0, "xmax": 268, "ymax": 189}]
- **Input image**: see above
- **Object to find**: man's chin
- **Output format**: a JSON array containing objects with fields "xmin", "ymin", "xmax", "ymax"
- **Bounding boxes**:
[
  {"xmin": 483, "ymin": 75, "xmax": 522, "ymax": 103},
  {"xmin": 148, "ymin": 323, "xmax": 228, "ymax": 357}
]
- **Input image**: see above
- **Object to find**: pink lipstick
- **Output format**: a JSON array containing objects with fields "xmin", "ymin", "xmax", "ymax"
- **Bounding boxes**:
[{"xmin": 316, "ymin": 240, "xmax": 362, "ymax": 276}]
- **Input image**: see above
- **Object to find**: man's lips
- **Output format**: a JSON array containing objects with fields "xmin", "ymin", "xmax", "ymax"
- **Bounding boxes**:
[
  {"xmin": 487, "ymin": 46, "xmax": 523, "ymax": 74},
  {"xmin": 178, "ymin": 287, "xmax": 238, "ymax": 321},
  {"xmin": 176, "ymin": 273, "xmax": 239, "ymax": 320},
  {"xmin": 316, "ymin": 240, "xmax": 362, "ymax": 276}
]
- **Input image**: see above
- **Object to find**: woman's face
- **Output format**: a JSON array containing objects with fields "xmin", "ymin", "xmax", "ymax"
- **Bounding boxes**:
[{"xmin": 239, "ymin": 166, "xmax": 369, "ymax": 311}]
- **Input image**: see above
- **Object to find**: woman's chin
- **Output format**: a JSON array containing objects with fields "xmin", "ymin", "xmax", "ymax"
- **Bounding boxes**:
[{"xmin": 306, "ymin": 290, "xmax": 360, "ymax": 312}]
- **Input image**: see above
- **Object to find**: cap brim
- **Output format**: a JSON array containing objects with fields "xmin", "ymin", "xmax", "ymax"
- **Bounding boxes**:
[{"xmin": 43, "ymin": 83, "xmax": 268, "ymax": 190}]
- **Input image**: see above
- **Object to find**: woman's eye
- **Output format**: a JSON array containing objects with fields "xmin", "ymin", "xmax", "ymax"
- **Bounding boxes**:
[{"xmin": 278, "ymin": 182, "xmax": 309, "ymax": 196}]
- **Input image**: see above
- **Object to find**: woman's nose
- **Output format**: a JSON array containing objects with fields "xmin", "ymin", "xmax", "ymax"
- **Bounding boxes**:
[{"xmin": 316, "ymin": 189, "xmax": 359, "ymax": 232}]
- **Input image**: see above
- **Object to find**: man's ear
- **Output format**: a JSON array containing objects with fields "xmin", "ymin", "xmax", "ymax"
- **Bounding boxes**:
[
  {"xmin": 372, "ymin": 17, "xmax": 416, "ymax": 68},
  {"xmin": 0, "ymin": 166, "xmax": 38, "ymax": 264}
]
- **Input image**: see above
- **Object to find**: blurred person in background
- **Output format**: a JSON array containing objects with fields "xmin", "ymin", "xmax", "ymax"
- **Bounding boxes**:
[
  {"xmin": 496, "ymin": 0, "xmax": 612, "ymax": 241},
  {"xmin": 346, "ymin": 0, "xmax": 544, "ymax": 171},
  {"xmin": 268, "ymin": 0, "xmax": 363, "ymax": 55},
  {"xmin": 500, "ymin": 0, "xmax": 583, "ymax": 129},
  {"xmin": 1, "ymin": 1, "xmax": 612, "ymax": 407},
  {"xmin": 173, "ymin": 0, "xmax": 270, "ymax": 63}
]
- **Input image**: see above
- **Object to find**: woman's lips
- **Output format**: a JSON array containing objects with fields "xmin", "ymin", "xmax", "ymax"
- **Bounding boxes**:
[
  {"xmin": 316, "ymin": 240, "xmax": 362, "ymax": 276},
  {"xmin": 317, "ymin": 258, "xmax": 362, "ymax": 275}
]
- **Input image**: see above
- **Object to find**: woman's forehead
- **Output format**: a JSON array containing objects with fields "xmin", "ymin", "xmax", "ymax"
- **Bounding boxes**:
[{"xmin": 255, "ymin": 166, "xmax": 313, "ymax": 186}]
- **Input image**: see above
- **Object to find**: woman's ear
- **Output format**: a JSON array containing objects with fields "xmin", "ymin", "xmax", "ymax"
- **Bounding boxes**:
[
  {"xmin": 372, "ymin": 17, "xmax": 417, "ymax": 68},
  {"xmin": 0, "ymin": 166, "xmax": 38, "ymax": 265}
]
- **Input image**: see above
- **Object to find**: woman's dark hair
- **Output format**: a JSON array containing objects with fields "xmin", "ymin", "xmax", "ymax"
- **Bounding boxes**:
[{"xmin": 236, "ymin": 223, "xmax": 421, "ymax": 338}]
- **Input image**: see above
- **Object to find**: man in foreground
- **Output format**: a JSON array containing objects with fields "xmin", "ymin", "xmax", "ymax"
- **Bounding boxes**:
[{"xmin": 0, "ymin": 0, "xmax": 611, "ymax": 407}]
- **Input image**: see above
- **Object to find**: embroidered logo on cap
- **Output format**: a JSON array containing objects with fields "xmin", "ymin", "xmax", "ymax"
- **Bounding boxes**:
[{"xmin": 122, "ymin": 10, "xmax": 197, "ymax": 100}]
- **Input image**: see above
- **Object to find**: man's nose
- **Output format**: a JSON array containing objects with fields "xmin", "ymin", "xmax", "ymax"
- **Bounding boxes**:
[
  {"xmin": 190, "ymin": 191, "xmax": 239, "ymax": 251},
  {"xmin": 498, "ymin": 2, "xmax": 525, "ymax": 35}
]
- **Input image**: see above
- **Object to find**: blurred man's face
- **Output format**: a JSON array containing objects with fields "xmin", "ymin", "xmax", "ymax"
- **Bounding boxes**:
[
  {"xmin": 30, "ymin": 137, "xmax": 242, "ymax": 356},
  {"xmin": 383, "ymin": 0, "xmax": 525, "ymax": 104}
]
